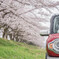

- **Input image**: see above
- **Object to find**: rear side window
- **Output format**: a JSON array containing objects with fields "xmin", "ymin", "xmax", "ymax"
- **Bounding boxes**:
[{"xmin": 53, "ymin": 16, "xmax": 59, "ymax": 33}]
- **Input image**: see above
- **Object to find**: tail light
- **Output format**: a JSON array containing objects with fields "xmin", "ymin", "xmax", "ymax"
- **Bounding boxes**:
[{"xmin": 48, "ymin": 38, "xmax": 59, "ymax": 54}]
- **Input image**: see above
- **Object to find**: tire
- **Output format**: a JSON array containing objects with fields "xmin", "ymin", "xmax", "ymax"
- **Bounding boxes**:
[
  {"xmin": 45, "ymin": 53, "xmax": 48, "ymax": 59},
  {"xmin": 45, "ymin": 53, "xmax": 59, "ymax": 59}
]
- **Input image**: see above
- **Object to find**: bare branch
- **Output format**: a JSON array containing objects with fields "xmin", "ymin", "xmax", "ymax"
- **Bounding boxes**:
[
  {"xmin": 2, "ymin": 12, "xmax": 11, "ymax": 18},
  {"xmin": 0, "ymin": 9, "xmax": 6, "ymax": 12},
  {"xmin": 15, "ymin": 0, "xmax": 30, "ymax": 5}
]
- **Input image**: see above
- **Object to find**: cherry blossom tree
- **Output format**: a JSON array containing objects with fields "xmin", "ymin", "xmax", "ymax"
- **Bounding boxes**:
[{"xmin": 0, "ymin": 0, "xmax": 59, "ymax": 47}]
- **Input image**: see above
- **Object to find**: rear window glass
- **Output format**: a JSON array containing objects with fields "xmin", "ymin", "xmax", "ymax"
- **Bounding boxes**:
[{"xmin": 53, "ymin": 16, "xmax": 59, "ymax": 33}]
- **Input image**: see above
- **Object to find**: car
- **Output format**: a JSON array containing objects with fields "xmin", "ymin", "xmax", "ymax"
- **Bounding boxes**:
[{"xmin": 40, "ymin": 15, "xmax": 59, "ymax": 59}]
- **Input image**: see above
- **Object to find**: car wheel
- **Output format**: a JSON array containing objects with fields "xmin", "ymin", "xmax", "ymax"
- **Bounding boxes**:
[{"xmin": 45, "ymin": 53, "xmax": 47, "ymax": 59}]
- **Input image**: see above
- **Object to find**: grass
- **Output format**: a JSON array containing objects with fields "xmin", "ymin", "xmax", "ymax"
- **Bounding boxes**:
[{"xmin": 0, "ymin": 38, "xmax": 46, "ymax": 59}]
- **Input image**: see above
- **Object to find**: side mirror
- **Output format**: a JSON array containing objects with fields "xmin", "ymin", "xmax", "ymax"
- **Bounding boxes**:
[{"xmin": 40, "ymin": 30, "xmax": 50, "ymax": 36}]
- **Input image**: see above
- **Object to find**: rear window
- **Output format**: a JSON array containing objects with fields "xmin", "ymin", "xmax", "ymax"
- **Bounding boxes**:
[{"xmin": 53, "ymin": 16, "xmax": 59, "ymax": 33}]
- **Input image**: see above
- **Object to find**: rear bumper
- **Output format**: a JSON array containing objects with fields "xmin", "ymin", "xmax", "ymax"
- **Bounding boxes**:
[{"xmin": 47, "ymin": 54, "xmax": 59, "ymax": 59}]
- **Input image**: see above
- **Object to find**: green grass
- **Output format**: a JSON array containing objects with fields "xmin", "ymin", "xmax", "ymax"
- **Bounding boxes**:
[{"xmin": 0, "ymin": 38, "xmax": 46, "ymax": 59}]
